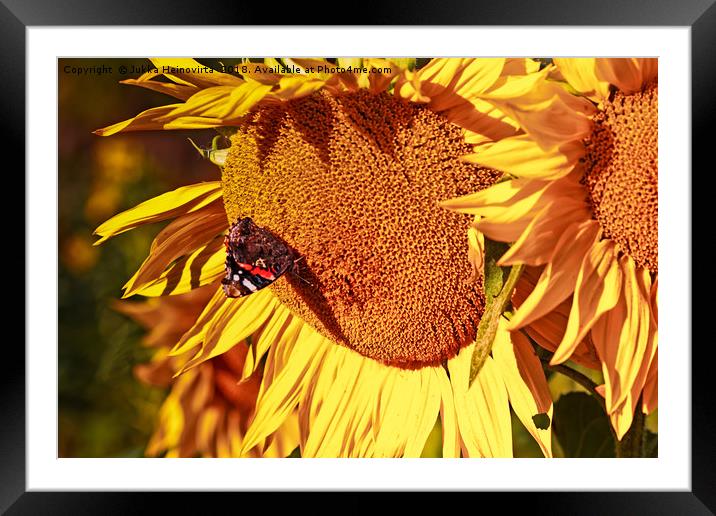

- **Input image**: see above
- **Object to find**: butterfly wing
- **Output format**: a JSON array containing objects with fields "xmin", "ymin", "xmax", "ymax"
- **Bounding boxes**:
[{"xmin": 221, "ymin": 217, "xmax": 295, "ymax": 298}]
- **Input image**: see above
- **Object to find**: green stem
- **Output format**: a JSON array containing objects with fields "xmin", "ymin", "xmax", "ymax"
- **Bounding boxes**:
[
  {"xmin": 532, "ymin": 346, "xmax": 606, "ymax": 412},
  {"xmin": 614, "ymin": 396, "xmax": 645, "ymax": 458},
  {"xmin": 531, "ymin": 338, "xmax": 647, "ymax": 457}
]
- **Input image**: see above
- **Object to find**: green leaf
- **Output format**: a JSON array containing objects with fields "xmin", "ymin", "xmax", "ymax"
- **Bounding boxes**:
[
  {"xmin": 468, "ymin": 239, "xmax": 523, "ymax": 386},
  {"xmin": 552, "ymin": 392, "xmax": 615, "ymax": 458},
  {"xmin": 532, "ymin": 412, "xmax": 551, "ymax": 430},
  {"xmin": 483, "ymin": 239, "xmax": 509, "ymax": 298}
]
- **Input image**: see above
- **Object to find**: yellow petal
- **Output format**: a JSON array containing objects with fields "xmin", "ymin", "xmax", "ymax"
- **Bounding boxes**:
[
  {"xmin": 260, "ymin": 412, "xmax": 301, "ymax": 458},
  {"xmin": 158, "ymin": 82, "xmax": 273, "ymax": 124},
  {"xmin": 145, "ymin": 390, "xmax": 185, "ymax": 456},
  {"xmin": 553, "ymin": 58, "xmax": 611, "ymax": 101},
  {"xmin": 466, "ymin": 223, "xmax": 484, "ymax": 281},
  {"xmin": 435, "ymin": 368, "xmax": 460, "ymax": 458},
  {"xmin": 363, "ymin": 58, "xmax": 402, "ymax": 94},
  {"xmin": 269, "ymin": 76, "xmax": 326, "ymax": 101},
  {"xmin": 180, "ymin": 288, "xmax": 279, "ymax": 372},
  {"xmin": 302, "ymin": 346, "xmax": 370, "ymax": 457},
  {"xmin": 128, "ymin": 237, "xmax": 225, "ymax": 298},
  {"xmin": 595, "ymin": 58, "xmax": 658, "ymax": 95},
  {"xmin": 507, "ymin": 219, "xmax": 600, "ymax": 329},
  {"xmin": 516, "ymin": 288, "xmax": 601, "ymax": 370},
  {"xmin": 480, "ymin": 64, "xmax": 551, "ymax": 100},
  {"xmin": 608, "ymin": 390, "xmax": 638, "ymax": 441},
  {"xmin": 170, "ymin": 287, "xmax": 227, "ymax": 357},
  {"xmin": 493, "ymin": 323, "xmax": 553, "ymax": 457},
  {"xmin": 120, "ymin": 75, "xmax": 198, "ymax": 101},
  {"xmin": 300, "ymin": 345, "xmax": 440, "ymax": 458},
  {"xmin": 93, "ymin": 104, "xmax": 184, "ymax": 136},
  {"xmin": 149, "ymin": 58, "xmax": 245, "ymax": 88},
  {"xmin": 395, "ymin": 58, "xmax": 532, "ymax": 143},
  {"xmin": 448, "ymin": 345, "xmax": 512, "ymax": 457},
  {"xmin": 385, "ymin": 368, "xmax": 440, "ymax": 458},
  {"xmin": 441, "ymin": 177, "xmax": 549, "ymax": 218},
  {"xmin": 241, "ymin": 326, "xmax": 328, "ymax": 455},
  {"xmin": 501, "ymin": 58, "xmax": 541, "ymax": 76},
  {"xmin": 444, "ymin": 172, "xmax": 585, "ymax": 244},
  {"xmin": 651, "ymin": 276, "xmax": 659, "ymax": 325},
  {"xmin": 409, "ymin": 58, "xmax": 506, "ymax": 110},
  {"xmin": 241, "ymin": 304, "xmax": 293, "ymax": 381},
  {"xmin": 123, "ymin": 202, "xmax": 228, "ymax": 297},
  {"xmin": 463, "ymin": 134, "xmax": 585, "ymax": 180},
  {"xmin": 196, "ymin": 405, "xmax": 221, "ymax": 454},
  {"xmin": 93, "ymin": 182, "xmax": 223, "ymax": 244},
  {"xmin": 551, "ymin": 239, "xmax": 623, "ymax": 365},
  {"xmin": 445, "ymin": 98, "xmax": 520, "ymax": 143}
]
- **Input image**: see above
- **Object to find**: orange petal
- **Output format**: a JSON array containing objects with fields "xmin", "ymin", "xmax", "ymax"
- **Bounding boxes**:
[
  {"xmin": 507, "ymin": 219, "xmax": 600, "ymax": 328},
  {"xmin": 488, "ymin": 80, "xmax": 595, "ymax": 151},
  {"xmin": 591, "ymin": 258, "xmax": 654, "ymax": 414},
  {"xmin": 642, "ymin": 348, "xmax": 658, "ymax": 414},
  {"xmin": 551, "ymin": 239, "xmax": 623, "ymax": 365},
  {"xmin": 497, "ymin": 200, "xmax": 591, "ymax": 267},
  {"xmin": 595, "ymin": 58, "xmax": 658, "ymax": 95}
]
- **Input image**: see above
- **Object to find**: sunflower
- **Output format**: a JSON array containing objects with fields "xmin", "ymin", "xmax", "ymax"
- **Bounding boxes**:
[
  {"xmin": 114, "ymin": 286, "xmax": 300, "ymax": 457},
  {"xmin": 95, "ymin": 57, "xmax": 557, "ymax": 457},
  {"xmin": 442, "ymin": 58, "xmax": 658, "ymax": 440}
]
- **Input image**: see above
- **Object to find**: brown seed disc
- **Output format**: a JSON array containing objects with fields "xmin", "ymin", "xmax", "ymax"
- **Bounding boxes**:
[
  {"xmin": 582, "ymin": 84, "xmax": 658, "ymax": 272},
  {"xmin": 222, "ymin": 89, "xmax": 500, "ymax": 368}
]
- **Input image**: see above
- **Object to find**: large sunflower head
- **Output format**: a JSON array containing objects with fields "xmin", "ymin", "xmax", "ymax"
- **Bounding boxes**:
[
  {"xmin": 94, "ymin": 57, "xmax": 569, "ymax": 458},
  {"xmin": 443, "ymin": 58, "xmax": 658, "ymax": 440}
]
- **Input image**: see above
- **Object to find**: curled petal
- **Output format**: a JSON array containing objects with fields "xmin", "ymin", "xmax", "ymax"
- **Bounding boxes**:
[
  {"xmin": 551, "ymin": 239, "xmax": 623, "ymax": 365},
  {"xmin": 508, "ymin": 219, "xmax": 600, "ymax": 329}
]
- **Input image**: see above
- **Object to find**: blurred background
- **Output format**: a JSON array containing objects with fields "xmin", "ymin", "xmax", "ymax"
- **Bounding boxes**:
[
  {"xmin": 58, "ymin": 58, "xmax": 653, "ymax": 458},
  {"xmin": 58, "ymin": 58, "xmax": 218, "ymax": 457}
]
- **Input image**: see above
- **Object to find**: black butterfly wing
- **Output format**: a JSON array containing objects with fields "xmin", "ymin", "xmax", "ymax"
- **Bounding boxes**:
[{"xmin": 221, "ymin": 217, "xmax": 295, "ymax": 298}]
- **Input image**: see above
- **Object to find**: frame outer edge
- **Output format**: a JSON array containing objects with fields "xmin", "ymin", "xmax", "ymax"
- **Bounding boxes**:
[{"xmin": 0, "ymin": 0, "xmax": 27, "ymax": 512}]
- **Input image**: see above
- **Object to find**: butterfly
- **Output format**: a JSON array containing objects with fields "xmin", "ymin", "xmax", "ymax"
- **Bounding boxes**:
[{"xmin": 221, "ymin": 217, "xmax": 303, "ymax": 298}]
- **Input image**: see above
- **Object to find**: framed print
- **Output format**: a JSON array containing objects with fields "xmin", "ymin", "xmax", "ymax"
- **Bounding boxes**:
[{"xmin": 4, "ymin": 0, "xmax": 712, "ymax": 513}]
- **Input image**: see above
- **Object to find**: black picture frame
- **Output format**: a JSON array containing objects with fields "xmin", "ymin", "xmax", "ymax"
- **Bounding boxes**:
[{"xmin": 5, "ymin": 1, "xmax": 710, "ymax": 513}]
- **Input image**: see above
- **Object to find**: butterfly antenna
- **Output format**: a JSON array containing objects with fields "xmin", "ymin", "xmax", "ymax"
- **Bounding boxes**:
[{"xmin": 291, "ymin": 257, "xmax": 314, "ymax": 287}]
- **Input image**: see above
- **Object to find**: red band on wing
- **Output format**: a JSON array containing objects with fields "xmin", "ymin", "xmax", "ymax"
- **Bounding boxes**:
[{"xmin": 236, "ymin": 262, "xmax": 277, "ymax": 281}]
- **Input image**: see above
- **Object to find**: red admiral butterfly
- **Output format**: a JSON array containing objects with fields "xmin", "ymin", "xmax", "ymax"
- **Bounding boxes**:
[{"xmin": 221, "ymin": 217, "xmax": 303, "ymax": 298}]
